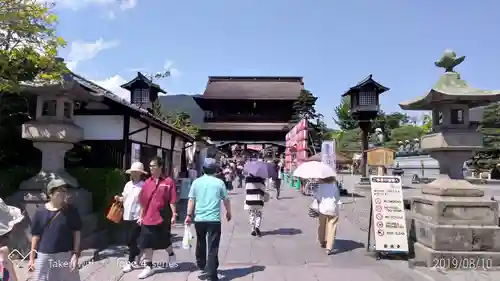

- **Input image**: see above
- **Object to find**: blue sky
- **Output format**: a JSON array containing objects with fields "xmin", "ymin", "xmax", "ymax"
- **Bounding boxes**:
[{"xmin": 53, "ymin": 0, "xmax": 500, "ymax": 128}]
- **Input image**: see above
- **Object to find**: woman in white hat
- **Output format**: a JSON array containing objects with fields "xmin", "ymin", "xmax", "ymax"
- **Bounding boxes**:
[
  {"xmin": 0, "ymin": 198, "xmax": 24, "ymax": 281},
  {"xmin": 29, "ymin": 178, "xmax": 82, "ymax": 281},
  {"xmin": 114, "ymin": 162, "xmax": 147, "ymax": 273}
]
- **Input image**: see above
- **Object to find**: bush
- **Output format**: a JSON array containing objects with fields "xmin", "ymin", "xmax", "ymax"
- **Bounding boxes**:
[
  {"xmin": 0, "ymin": 167, "xmax": 38, "ymax": 198},
  {"xmin": 68, "ymin": 168, "xmax": 126, "ymax": 212},
  {"xmin": 0, "ymin": 167, "xmax": 126, "ymax": 213}
]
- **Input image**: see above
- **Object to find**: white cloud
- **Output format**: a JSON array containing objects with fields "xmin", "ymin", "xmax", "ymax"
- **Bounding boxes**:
[
  {"xmin": 119, "ymin": 0, "xmax": 137, "ymax": 10},
  {"xmin": 92, "ymin": 75, "xmax": 130, "ymax": 101},
  {"xmin": 66, "ymin": 38, "xmax": 120, "ymax": 70},
  {"xmin": 36, "ymin": 0, "xmax": 137, "ymax": 18}
]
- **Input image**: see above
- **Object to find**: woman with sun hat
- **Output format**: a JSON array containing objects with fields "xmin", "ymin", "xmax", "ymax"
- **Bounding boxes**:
[{"xmin": 0, "ymin": 197, "xmax": 25, "ymax": 281}]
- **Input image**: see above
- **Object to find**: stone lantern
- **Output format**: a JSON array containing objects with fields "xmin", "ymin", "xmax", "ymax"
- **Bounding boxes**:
[
  {"xmin": 20, "ymin": 78, "xmax": 86, "ymax": 189},
  {"xmin": 342, "ymin": 75, "xmax": 389, "ymax": 187},
  {"xmin": 8, "ymin": 75, "xmax": 101, "ymax": 252},
  {"xmin": 400, "ymin": 50, "xmax": 500, "ymax": 267}
]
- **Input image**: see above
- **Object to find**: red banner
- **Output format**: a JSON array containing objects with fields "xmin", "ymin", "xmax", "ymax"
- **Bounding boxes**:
[{"xmin": 285, "ymin": 119, "xmax": 308, "ymax": 172}]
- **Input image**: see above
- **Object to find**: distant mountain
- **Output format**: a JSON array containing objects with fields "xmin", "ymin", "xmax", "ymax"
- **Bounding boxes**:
[{"xmin": 157, "ymin": 94, "xmax": 204, "ymax": 125}]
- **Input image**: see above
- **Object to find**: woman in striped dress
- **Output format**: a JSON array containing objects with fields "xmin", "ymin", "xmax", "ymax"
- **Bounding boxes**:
[{"xmin": 244, "ymin": 176, "xmax": 266, "ymax": 237}]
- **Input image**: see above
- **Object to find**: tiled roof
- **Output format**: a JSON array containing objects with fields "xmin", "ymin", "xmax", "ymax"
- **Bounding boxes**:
[
  {"xmin": 120, "ymin": 72, "xmax": 166, "ymax": 93},
  {"xmin": 69, "ymin": 72, "xmax": 193, "ymax": 141},
  {"xmin": 202, "ymin": 76, "xmax": 303, "ymax": 100},
  {"xmin": 342, "ymin": 74, "xmax": 389, "ymax": 97}
]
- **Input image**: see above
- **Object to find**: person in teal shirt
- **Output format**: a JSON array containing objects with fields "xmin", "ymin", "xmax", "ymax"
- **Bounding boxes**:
[{"xmin": 185, "ymin": 158, "xmax": 232, "ymax": 281}]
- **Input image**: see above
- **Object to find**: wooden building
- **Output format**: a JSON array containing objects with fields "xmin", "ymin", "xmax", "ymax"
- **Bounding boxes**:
[
  {"xmin": 193, "ymin": 76, "xmax": 302, "ymax": 156},
  {"xmin": 69, "ymin": 72, "xmax": 194, "ymax": 176}
]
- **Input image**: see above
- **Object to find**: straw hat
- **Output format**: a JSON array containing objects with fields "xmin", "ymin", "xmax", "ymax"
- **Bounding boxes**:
[
  {"xmin": 0, "ymin": 198, "xmax": 24, "ymax": 236},
  {"xmin": 126, "ymin": 162, "xmax": 148, "ymax": 174}
]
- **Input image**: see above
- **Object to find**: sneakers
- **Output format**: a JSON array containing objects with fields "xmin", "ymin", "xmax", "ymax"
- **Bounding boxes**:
[
  {"xmin": 168, "ymin": 253, "xmax": 179, "ymax": 268},
  {"xmin": 138, "ymin": 266, "xmax": 153, "ymax": 279},
  {"xmin": 122, "ymin": 261, "xmax": 139, "ymax": 273},
  {"xmin": 251, "ymin": 228, "xmax": 262, "ymax": 237},
  {"xmin": 122, "ymin": 263, "xmax": 133, "ymax": 273}
]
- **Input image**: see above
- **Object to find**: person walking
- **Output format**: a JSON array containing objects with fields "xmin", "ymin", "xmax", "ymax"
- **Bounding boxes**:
[
  {"xmin": 29, "ymin": 179, "xmax": 82, "ymax": 281},
  {"xmin": 0, "ymin": 197, "xmax": 25, "ymax": 281},
  {"xmin": 115, "ymin": 162, "xmax": 147, "ymax": 272},
  {"xmin": 273, "ymin": 160, "xmax": 282, "ymax": 199},
  {"xmin": 137, "ymin": 156, "xmax": 178, "ymax": 279},
  {"xmin": 185, "ymin": 158, "xmax": 231, "ymax": 281},
  {"xmin": 244, "ymin": 175, "xmax": 266, "ymax": 237},
  {"xmin": 314, "ymin": 176, "xmax": 341, "ymax": 255}
]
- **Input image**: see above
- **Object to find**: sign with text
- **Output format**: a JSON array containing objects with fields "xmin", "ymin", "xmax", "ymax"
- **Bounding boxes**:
[
  {"xmin": 370, "ymin": 176, "xmax": 408, "ymax": 252},
  {"xmin": 321, "ymin": 140, "xmax": 336, "ymax": 169}
]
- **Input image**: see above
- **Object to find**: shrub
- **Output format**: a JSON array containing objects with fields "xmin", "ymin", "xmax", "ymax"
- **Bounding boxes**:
[
  {"xmin": 68, "ymin": 168, "xmax": 126, "ymax": 212},
  {"xmin": 0, "ymin": 167, "xmax": 38, "ymax": 198},
  {"xmin": 0, "ymin": 167, "xmax": 126, "ymax": 213}
]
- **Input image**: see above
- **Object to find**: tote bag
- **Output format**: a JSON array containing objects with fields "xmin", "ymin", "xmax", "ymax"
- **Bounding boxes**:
[{"xmin": 106, "ymin": 200, "xmax": 123, "ymax": 223}]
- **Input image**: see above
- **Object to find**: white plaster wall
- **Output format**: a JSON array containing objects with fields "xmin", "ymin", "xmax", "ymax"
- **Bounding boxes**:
[
  {"xmin": 129, "ymin": 117, "xmax": 147, "ymax": 143},
  {"xmin": 161, "ymin": 132, "xmax": 172, "ymax": 149},
  {"xmin": 73, "ymin": 115, "xmax": 124, "ymax": 140},
  {"xmin": 147, "ymin": 127, "xmax": 162, "ymax": 147},
  {"xmin": 174, "ymin": 139, "xmax": 184, "ymax": 152}
]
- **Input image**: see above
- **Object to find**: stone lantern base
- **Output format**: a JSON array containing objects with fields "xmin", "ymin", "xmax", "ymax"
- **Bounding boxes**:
[{"xmin": 411, "ymin": 175, "xmax": 500, "ymax": 267}]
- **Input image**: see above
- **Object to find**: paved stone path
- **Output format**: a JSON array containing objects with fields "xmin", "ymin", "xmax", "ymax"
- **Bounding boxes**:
[
  {"xmin": 95, "ymin": 185, "xmax": 427, "ymax": 281},
  {"xmin": 15, "ymin": 180, "xmax": 499, "ymax": 280}
]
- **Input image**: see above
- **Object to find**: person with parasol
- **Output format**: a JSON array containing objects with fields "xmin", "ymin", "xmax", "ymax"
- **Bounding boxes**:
[
  {"xmin": 294, "ymin": 161, "xmax": 341, "ymax": 255},
  {"xmin": 242, "ymin": 161, "xmax": 275, "ymax": 237}
]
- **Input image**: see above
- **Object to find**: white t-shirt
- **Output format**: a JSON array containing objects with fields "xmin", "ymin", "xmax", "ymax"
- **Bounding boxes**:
[{"xmin": 122, "ymin": 180, "xmax": 144, "ymax": 221}]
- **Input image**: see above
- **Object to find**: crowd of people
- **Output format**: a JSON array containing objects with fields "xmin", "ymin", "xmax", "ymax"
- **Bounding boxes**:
[{"xmin": 0, "ymin": 154, "xmax": 341, "ymax": 281}]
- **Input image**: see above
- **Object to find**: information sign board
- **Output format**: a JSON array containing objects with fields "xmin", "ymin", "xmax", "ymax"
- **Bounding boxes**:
[
  {"xmin": 321, "ymin": 140, "xmax": 336, "ymax": 169},
  {"xmin": 369, "ymin": 176, "xmax": 408, "ymax": 252}
]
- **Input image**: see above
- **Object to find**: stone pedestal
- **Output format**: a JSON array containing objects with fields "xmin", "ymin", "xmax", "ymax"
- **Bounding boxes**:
[{"xmin": 411, "ymin": 174, "xmax": 500, "ymax": 267}]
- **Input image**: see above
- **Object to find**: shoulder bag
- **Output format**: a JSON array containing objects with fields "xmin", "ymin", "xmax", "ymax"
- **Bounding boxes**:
[{"xmin": 142, "ymin": 180, "xmax": 162, "ymax": 221}]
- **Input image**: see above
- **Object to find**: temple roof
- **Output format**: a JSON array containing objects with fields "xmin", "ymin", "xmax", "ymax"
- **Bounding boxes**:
[
  {"xmin": 120, "ymin": 72, "xmax": 166, "ymax": 93},
  {"xmin": 200, "ymin": 76, "xmax": 303, "ymax": 100},
  {"xmin": 400, "ymin": 50, "xmax": 500, "ymax": 110},
  {"xmin": 342, "ymin": 74, "xmax": 389, "ymax": 97}
]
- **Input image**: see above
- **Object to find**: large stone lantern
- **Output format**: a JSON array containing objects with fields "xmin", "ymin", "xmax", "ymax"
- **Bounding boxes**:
[
  {"xmin": 20, "ymin": 78, "xmax": 87, "ymax": 189},
  {"xmin": 342, "ymin": 75, "xmax": 389, "ymax": 187},
  {"xmin": 400, "ymin": 50, "xmax": 500, "ymax": 267}
]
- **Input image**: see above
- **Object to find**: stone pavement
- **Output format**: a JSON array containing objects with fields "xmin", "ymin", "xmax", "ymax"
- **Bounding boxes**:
[
  {"xmin": 108, "ymin": 186, "xmax": 427, "ymax": 281},
  {"xmin": 15, "ymin": 182, "xmax": 498, "ymax": 280}
]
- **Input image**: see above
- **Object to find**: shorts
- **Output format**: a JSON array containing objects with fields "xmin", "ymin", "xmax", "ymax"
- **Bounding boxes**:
[{"xmin": 139, "ymin": 223, "xmax": 172, "ymax": 250}]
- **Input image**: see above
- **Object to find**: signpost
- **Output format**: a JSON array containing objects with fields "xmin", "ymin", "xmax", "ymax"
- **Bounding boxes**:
[
  {"xmin": 367, "ymin": 175, "xmax": 408, "ymax": 260},
  {"xmin": 321, "ymin": 140, "xmax": 336, "ymax": 169}
]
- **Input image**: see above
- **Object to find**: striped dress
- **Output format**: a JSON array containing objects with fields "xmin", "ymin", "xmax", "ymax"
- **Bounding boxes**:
[{"xmin": 244, "ymin": 177, "xmax": 266, "ymax": 210}]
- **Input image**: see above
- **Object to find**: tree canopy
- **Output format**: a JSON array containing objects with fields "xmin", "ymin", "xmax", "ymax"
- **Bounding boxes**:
[
  {"xmin": 151, "ymin": 101, "xmax": 198, "ymax": 137},
  {"xmin": 0, "ymin": 0, "xmax": 67, "ymax": 92},
  {"xmin": 291, "ymin": 89, "xmax": 329, "ymax": 154}
]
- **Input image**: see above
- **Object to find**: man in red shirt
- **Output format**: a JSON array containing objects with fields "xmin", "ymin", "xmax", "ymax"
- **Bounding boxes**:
[{"xmin": 137, "ymin": 156, "xmax": 178, "ymax": 279}]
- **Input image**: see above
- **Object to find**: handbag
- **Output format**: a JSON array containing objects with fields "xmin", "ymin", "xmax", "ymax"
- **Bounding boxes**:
[
  {"xmin": 106, "ymin": 200, "xmax": 124, "ymax": 223},
  {"xmin": 308, "ymin": 199, "xmax": 320, "ymax": 218}
]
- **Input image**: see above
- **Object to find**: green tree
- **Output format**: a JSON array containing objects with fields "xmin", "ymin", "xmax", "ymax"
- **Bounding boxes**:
[
  {"xmin": 292, "ymin": 89, "xmax": 319, "ymax": 122},
  {"xmin": 333, "ymin": 96, "xmax": 357, "ymax": 131},
  {"xmin": 384, "ymin": 125, "xmax": 424, "ymax": 150},
  {"xmin": 480, "ymin": 103, "xmax": 500, "ymax": 150},
  {"xmin": 291, "ymin": 89, "xmax": 329, "ymax": 154},
  {"xmin": 421, "ymin": 114, "xmax": 433, "ymax": 133},
  {"xmin": 0, "ymin": 0, "xmax": 67, "ymax": 92}
]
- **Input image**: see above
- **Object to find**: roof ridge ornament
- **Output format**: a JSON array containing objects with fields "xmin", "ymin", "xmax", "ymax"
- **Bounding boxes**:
[{"xmin": 434, "ymin": 49, "xmax": 465, "ymax": 73}]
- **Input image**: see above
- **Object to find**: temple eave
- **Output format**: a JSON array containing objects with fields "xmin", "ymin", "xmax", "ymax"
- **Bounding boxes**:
[{"xmin": 200, "ymin": 122, "xmax": 292, "ymax": 131}]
